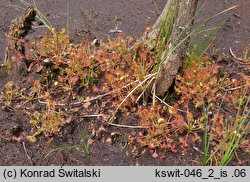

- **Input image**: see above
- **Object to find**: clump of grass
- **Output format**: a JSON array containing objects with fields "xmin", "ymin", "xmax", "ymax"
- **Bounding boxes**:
[
  {"xmin": 203, "ymin": 94, "xmax": 249, "ymax": 166},
  {"xmin": 155, "ymin": 0, "xmax": 178, "ymax": 72},
  {"xmin": 155, "ymin": 4, "xmax": 238, "ymax": 74}
]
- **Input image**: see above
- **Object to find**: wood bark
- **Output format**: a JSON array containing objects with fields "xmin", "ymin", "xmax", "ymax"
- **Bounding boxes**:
[
  {"xmin": 4, "ymin": 6, "xmax": 36, "ymax": 78},
  {"xmin": 142, "ymin": 0, "xmax": 178, "ymax": 50},
  {"xmin": 145, "ymin": 0, "xmax": 198, "ymax": 97}
]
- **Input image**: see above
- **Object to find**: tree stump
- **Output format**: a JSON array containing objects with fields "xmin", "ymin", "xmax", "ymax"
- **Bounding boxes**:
[
  {"xmin": 143, "ymin": 0, "xmax": 198, "ymax": 97},
  {"xmin": 4, "ymin": 6, "xmax": 36, "ymax": 78}
]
